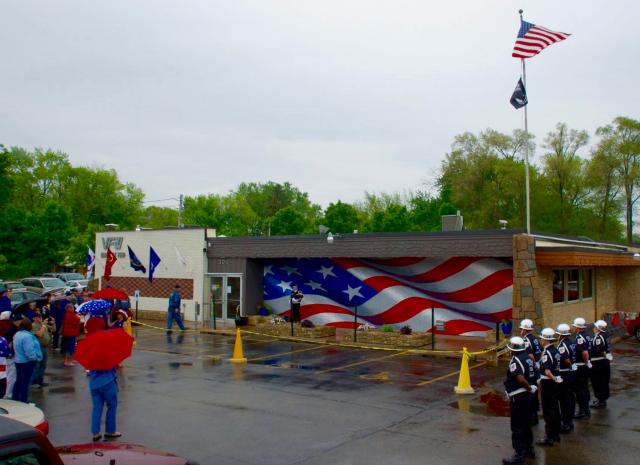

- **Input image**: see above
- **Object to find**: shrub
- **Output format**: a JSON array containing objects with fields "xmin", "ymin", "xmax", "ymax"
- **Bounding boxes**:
[
  {"xmin": 400, "ymin": 325, "xmax": 412, "ymax": 335},
  {"xmin": 300, "ymin": 319, "xmax": 315, "ymax": 328},
  {"xmin": 381, "ymin": 324, "xmax": 394, "ymax": 333}
]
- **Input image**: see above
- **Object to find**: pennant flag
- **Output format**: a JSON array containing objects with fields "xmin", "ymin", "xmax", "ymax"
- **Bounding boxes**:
[
  {"xmin": 512, "ymin": 19, "xmax": 570, "ymax": 59},
  {"xmin": 149, "ymin": 246, "xmax": 161, "ymax": 283},
  {"xmin": 103, "ymin": 247, "xmax": 117, "ymax": 281},
  {"xmin": 86, "ymin": 247, "xmax": 96, "ymax": 279},
  {"xmin": 510, "ymin": 78, "xmax": 528, "ymax": 109},
  {"xmin": 128, "ymin": 246, "xmax": 147, "ymax": 273}
]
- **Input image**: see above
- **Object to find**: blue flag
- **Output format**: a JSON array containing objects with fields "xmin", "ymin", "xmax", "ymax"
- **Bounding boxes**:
[
  {"xmin": 510, "ymin": 78, "xmax": 528, "ymax": 109},
  {"xmin": 128, "ymin": 246, "xmax": 147, "ymax": 273},
  {"xmin": 149, "ymin": 246, "xmax": 161, "ymax": 283}
]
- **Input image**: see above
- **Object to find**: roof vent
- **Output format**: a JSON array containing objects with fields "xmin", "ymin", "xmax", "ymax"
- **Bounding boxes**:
[{"xmin": 442, "ymin": 211, "xmax": 463, "ymax": 231}]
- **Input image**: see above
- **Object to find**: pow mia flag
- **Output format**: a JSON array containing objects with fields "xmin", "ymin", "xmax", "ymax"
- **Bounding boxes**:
[{"xmin": 510, "ymin": 78, "xmax": 528, "ymax": 109}]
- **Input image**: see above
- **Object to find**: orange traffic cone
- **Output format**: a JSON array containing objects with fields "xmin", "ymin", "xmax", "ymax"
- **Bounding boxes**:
[{"xmin": 229, "ymin": 328, "xmax": 247, "ymax": 364}]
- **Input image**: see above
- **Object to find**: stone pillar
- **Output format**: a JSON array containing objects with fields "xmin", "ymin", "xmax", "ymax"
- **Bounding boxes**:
[{"xmin": 512, "ymin": 234, "xmax": 543, "ymax": 326}]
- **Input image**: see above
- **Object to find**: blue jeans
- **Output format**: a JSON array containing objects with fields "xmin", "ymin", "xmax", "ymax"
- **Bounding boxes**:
[
  {"xmin": 166, "ymin": 308, "xmax": 185, "ymax": 330},
  {"xmin": 32, "ymin": 349, "xmax": 48, "ymax": 385},
  {"xmin": 91, "ymin": 380, "xmax": 118, "ymax": 435},
  {"xmin": 12, "ymin": 361, "xmax": 37, "ymax": 403}
]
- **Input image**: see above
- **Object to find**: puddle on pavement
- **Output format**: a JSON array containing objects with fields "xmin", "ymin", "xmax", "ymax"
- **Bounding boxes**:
[
  {"xmin": 168, "ymin": 362, "xmax": 194, "ymax": 369},
  {"xmin": 613, "ymin": 348, "xmax": 640, "ymax": 356},
  {"xmin": 49, "ymin": 386, "xmax": 76, "ymax": 394},
  {"xmin": 448, "ymin": 390, "xmax": 510, "ymax": 417}
]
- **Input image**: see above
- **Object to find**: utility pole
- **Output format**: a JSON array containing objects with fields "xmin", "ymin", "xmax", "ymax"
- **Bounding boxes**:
[{"xmin": 178, "ymin": 194, "xmax": 184, "ymax": 228}]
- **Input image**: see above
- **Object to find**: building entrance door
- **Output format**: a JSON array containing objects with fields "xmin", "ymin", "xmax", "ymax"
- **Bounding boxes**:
[{"xmin": 205, "ymin": 274, "xmax": 242, "ymax": 327}]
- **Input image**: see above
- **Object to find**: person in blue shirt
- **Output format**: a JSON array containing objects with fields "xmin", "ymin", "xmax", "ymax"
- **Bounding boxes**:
[
  {"xmin": 89, "ymin": 368, "xmax": 121, "ymax": 441},
  {"xmin": 166, "ymin": 284, "xmax": 185, "ymax": 332},
  {"xmin": 11, "ymin": 318, "xmax": 42, "ymax": 403},
  {"xmin": 0, "ymin": 288, "xmax": 12, "ymax": 313}
]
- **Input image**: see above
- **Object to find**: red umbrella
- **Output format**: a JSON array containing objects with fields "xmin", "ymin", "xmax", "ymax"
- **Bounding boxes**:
[
  {"xmin": 92, "ymin": 288, "xmax": 129, "ymax": 300},
  {"xmin": 73, "ymin": 329, "xmax": 134, "ymax": 370}
]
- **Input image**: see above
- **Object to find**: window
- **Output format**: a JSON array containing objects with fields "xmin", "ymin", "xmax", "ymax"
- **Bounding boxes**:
[
  {"xmin": 0, "ymin": 450, "xmax": 46, "ymax": 464},
  {"xmin": 552, "ymin": 270, "xmax": 564, "ymax": 303},
  {"xmin": 582, "ymin": 269, "xmax": 593, "ymax": 299},
  {"xmin": 551, "ymin": 268, "xmax": 594, "ymax": 303}
]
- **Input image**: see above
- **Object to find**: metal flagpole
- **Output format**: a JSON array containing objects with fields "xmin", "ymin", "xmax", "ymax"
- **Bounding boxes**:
[{"xmin": 519, "ymin": 9, "xmax": 531, "ymax": 235}]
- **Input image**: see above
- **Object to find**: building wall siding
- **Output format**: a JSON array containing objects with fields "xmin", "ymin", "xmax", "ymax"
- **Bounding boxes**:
[{"xmin": 615, "ymin": 267, "xmax": 640, "ymax": 311}]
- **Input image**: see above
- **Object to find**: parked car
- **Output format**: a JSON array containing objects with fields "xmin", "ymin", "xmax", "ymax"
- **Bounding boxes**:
[
  {"xmin": 625, "ymin": 314, "xmax": 640, "ymax": 341},
  {"xmin": 0, "ymin": 399, "xmax": 48, "ymax": 436},
  {"xmin": 43, "ymin": 272, "xmax": 86, "ymax": 283},
  {"xmin": 63, "ymin": 279, "xmax": 88, "ymax": 293},
  {"xmin": 10, "ymin": 290, "xmax": 42, "ymax": 308},
  {"xmin": 2, "ymin": 281, "xmax": 27, "ymax": 291},
  {"xmin": 21, "ymin": 277, "xmax": 67, "ymax": 293},
  {"xmin": 0, "ymin": 416, "xmax": 197, "ymax": 465}
]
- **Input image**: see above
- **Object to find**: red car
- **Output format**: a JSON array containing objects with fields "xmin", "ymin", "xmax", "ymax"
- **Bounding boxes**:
[
  {"xmin": 625, "ymin": 314, "xmax": 640, "ymax": 341},
  {"xmin": 0, "ymin": 416, "xmax": 197, "ymax": 465}
]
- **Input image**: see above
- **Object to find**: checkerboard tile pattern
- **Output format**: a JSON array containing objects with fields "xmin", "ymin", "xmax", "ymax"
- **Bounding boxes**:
[{"xmin": 105, "ymin": 277, "xmax": 194, "ymax": 299}]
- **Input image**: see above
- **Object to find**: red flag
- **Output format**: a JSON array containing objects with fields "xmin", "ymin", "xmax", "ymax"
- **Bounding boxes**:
[{"xmin": 103, "ymin": 247, "xmax": 117, "ymax": 281}]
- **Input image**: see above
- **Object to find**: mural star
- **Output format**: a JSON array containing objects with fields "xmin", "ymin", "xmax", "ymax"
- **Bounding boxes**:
[
  {"xmin": 264, "ymin": 265, "xmax": 275, "ymax": 276},
  {"xmin": 316, "ymin": 265, "xmax": 337, "ymax": 279},
  {"xmin": 305, "ymin": 280, "xmax": 326, "ymax": 292},
  {"xmin": 343, "ymin": 285, "xmax": 364, "ymax": 302},
  {"xmin": 277, "ymin": 280, "xmax": 292, "ymax": 293},
  {"xmin": 281, "ymin": 264, "xmax": 302, "ymax": 276}
]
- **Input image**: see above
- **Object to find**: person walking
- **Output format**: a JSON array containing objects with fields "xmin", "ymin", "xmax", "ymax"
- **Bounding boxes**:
[
  {"xmin": 11, "ymin": 318, "xmax": 42, "ymax": 403},
  {"xmin": 572, "ymin": 317, "xmax": 592, "ymax": 419},
  {"xmin": 290, "ymin": 284, "xmax": 304, "ymax": 323},
  {"xmin": 519, "ymin": 319, "xmax": 542, "ymax": 425},
  {"xmin": 502, "ymin": 336, "xmax": 537, "ymax": 465},
  {"xmin": 31, "ymin": 312, "xmax": 53, "ymax": 388},
  {"xmin": 166, "ymin": 284, "xmax": 185, "ymax": 332},
  {"xmin": 89, "ymin": 368, "xmax": 122, "ymax": 442},
  {"xmin": 536, "ymin": 328, "xmax": 563, "ymax": 447},
  {"xmin": 555, "ymin": 323, "xmax": 576, "ymax": 433},
  {"xmin": 61, "ymin": 304, "xmax": 81, "ymax": 367},
  {"xmin": 590, "ymin": 320, "xmax": 612, "ymax": 409}
]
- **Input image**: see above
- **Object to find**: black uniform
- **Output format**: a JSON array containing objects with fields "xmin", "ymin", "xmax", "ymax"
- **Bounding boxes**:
[
  {"xmin": 590, "ymin": 332, "xmax": 611, "ymax": 405},
  {"xmin": 289, "ymin": 288, "xmax": 303, "ymax": 323},
  {"xmin": 573, "ymin": 330, "xmax": 592, "ymax": 416},
  {"xmin": 539, "ymin": 344, "xmax": 562, "ymax": 441},
  {"xmin": 504, "ymin": 351, "xmax": 537, "ymax": 458},
  {"xmin": 557, "ymin": 338, "xmax": 575, "ymax": 429},
  {"xmin": 524, "ymin": 332, "xmax": 542, "ymax": 424}
]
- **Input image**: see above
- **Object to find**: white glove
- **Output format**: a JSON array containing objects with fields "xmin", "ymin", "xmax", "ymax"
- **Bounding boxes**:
[
  {"xmin": 535, "ymin": 361, "xmax": 540, "ymax": 371},
  {"xmin": 554, "ymin": 376, "xmax": 563, "ymax": 383},
  {"xmin": 571, "ymin": 363, "xmax": 578, "ymax": 371},
  {"xmin": 529, "ymin": 385, "xmax": 538, "ymax": 394},
  {"xmin": 587, "ymin": 360, "xmax": 593, "ymax": 369},
  {"xmin": 606, "ymin": 353, "xmax": 613, "ymax": 361}
]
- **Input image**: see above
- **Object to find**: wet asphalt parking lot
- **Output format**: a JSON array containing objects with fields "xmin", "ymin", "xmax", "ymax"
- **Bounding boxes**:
[{"xmin": 30, "ymin": 327, "xmax": 640, "ymax": 465}]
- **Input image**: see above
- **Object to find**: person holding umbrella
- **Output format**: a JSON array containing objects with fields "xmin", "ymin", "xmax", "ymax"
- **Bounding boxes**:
[{"xmin": 88, "ymin": 367, "xmax": 121, "ymax": 441}]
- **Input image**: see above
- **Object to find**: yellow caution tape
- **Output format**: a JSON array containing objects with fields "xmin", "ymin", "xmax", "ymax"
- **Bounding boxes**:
[{"xmin": 130, "ymin": 319, "xmax": 198, "ymax": 333}]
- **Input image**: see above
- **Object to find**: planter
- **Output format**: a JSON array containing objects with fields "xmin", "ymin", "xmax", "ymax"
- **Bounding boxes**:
[
  {"xmin": 343, "ymin": 331, "xmax": 432, "ymax": 347},
  {"xmin": 247, "ymin": 315, "xmax": 270, "ymax": 326},
  {"xmin": 253, "ymin": 324, "xmax": 336, "ymax": 338},
  {"xmin": 235, "ymin": 316, "xmax": 249, "ymax": 327}
]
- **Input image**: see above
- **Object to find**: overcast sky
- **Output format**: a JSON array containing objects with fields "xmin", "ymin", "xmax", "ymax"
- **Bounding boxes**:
[{"xmin": 2, "ymin": 1, "xmax": 639, "ymax": 208}]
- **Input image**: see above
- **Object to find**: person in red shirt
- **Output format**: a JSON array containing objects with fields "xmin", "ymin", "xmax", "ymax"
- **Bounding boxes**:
[
  {"xmin": 85, "ymin": 315, "xmax": 106, "ymax": 336},
  {"xmin": 61, "ymin": 304, "xmax": 81, "ymax": 367}
]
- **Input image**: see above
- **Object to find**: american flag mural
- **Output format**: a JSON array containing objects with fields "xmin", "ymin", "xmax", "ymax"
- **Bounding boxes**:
[{"xmin": 263, "ymin": 257, "xmax": 513, "ymax": 337}]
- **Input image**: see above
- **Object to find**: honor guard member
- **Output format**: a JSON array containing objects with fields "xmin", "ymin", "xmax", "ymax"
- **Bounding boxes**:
[
  {"xmin": 572, "ymin": 317, "xmax": 592, "ymax": 418},
  {"xmin": 555, "ymin": 323, "xmax": 575, "ymax": 432},
  {"xmin": 519, "ymin": 319, "xmax": 542, "ymax": 425},
  {"xmin": 590, "ymin": 320, "xmax": 612, "ymax": 409},
  {"xmin": 502, "ymin": 336, "xmax": 537, "ymax": 465},
  {"xmin": 536, "ymin": 328, "xmax": 563, "ymax": 446}
]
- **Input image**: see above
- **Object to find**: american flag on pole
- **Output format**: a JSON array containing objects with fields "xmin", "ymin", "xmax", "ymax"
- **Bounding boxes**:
[
  {"xmin": 264, "ymin": 257, "xmax": 512, "ymax": 336},
  {"xmin": 512, "ymin": 20, "xmax": 570, "ymax": 59}
]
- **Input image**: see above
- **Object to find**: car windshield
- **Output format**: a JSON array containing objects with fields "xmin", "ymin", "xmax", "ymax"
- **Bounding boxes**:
[
  {"xmin": 42, "ymin": 278, "xmax": 65, "ymax": 288},
  {"xmin": 6, "ymin": 282, "xmax": 24, "ymax": 289}
]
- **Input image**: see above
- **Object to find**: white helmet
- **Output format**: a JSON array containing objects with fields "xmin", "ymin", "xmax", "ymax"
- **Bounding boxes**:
[
  {"xmin": 555, "ymin": 323, "xmax": 571, "ymax": 336},
  {"xmin": 508, "ymin": 336, "xmax": 527, "ymax": 352},
  {"xmin": 594, "ymin": 320, "xmax": 607, "ymax": 331},
  {"xmin": 519, "ymin": 319, "xmax": 534, "ymax": 331},
  {"xmin": 572, "ymin": 317, "xmax": 587, "ymax": 328},
  {"xmin": 540, "ymin": 327, "xmax": 556, "ymax": 340}
]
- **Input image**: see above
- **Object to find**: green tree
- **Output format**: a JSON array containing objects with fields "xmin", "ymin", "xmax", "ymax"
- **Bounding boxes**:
[
  {"xmin": 141, "ymin": 206, "xmax": 179, "ymax": 228},
  {"xmin": 368, "ymin": 203, "xmax": 411, "ymax": 232},
  {"xmin": 323, "ymin": 201, "xmax": 360, "ymax": 234},
  {"xmin": 270, "ymin": 206, "xmax": 306, "ymax": 235}
]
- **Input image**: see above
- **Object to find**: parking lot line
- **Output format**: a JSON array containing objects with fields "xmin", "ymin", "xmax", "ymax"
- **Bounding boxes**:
[
  {"xmin": 315, "ymin": 350, "xmax": 410, "ymax": 375},
  {"xmin": 247, "ymin": 344, "xmax": 335, "ymax": 362},
  {"xmin": 416, "ymin": 361, "xmax": 487, "ymax": 386}
]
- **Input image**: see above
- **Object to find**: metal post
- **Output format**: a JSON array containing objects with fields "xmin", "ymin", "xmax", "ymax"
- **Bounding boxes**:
[
  {"xmin": 520, "ymin": 10, "xmax": 531, "ymax": 235},
  {"xmin": 496, "ymin": 321, "xmax": 500, "ymax": 343},
  {"xmin": 290, "ymin": 311, "xmax": 294, "ymax": 337},
  {"xmin": 431, "ymin": 306, "xmax": 435, "ymax": 351},
  {"xmin": 353, "ymin": 306, "xmax": 358, "ymax": 342},
  {"xmin": 135, "ymin": 300, "xmax": 139, "ymax": 321},
  {"xmin": 213, "ymin": 299, "xmax": 217, "ymax": 330}
]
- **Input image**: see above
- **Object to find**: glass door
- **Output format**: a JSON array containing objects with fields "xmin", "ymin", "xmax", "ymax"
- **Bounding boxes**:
[
  {"xmin": 226, "ymin": 276, "xmax": 241, "ymax": 318},
  {"xmin": 204, "ymin": 274, "xmax": 242, "ymax": 327}
]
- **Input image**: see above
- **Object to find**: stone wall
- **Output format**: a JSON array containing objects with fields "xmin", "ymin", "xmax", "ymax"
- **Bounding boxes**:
[{"xmin": 512, "ymin": 235, "xmax": 542, "ymax": 325}]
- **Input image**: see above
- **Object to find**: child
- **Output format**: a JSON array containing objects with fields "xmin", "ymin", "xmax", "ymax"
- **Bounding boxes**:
[{"xmin": 61, "ymin": 304, "xmax": 81, "ymax": 367}]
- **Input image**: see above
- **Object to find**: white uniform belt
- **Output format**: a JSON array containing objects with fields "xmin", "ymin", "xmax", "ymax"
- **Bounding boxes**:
[
  {"xmin": 559, "ymin": 368, "xmax": 572, "ymax": 372},
  {"xmin": 575, "ymin": 362, "xmax": 586, "ymax": 366},
  {"xmin": 539, "ymin": 374, "xmax": 555, "ymax": 380},
  {"xmin": 591, "ymin": 357, "xmax": 605, "ymax": 361},
  {"xmin": 507, "ymin": 387, "xmax": 528, "ymax": 397}
]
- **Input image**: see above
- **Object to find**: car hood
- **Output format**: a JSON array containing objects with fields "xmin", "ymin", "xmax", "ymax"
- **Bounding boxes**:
[
  {"xmin": 56, "ymin": 443, "xmax": 190, "ymax": 464},
  {"xmin": 0, "ymin": 400, "xmax": 45, "ymax": 427}
]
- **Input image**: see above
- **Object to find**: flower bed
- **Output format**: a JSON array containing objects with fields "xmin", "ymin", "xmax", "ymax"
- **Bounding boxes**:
[
  {"xmin": 253, "ymin": 324, "xmax": 336, "ymax": 338},
  {"xmin": 343, "ymin": 330, "xmax": 432, "ymax": 347}
]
